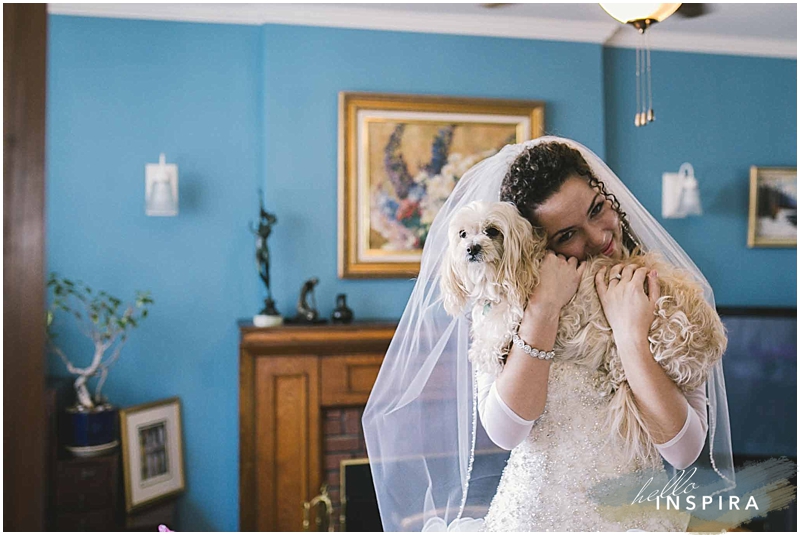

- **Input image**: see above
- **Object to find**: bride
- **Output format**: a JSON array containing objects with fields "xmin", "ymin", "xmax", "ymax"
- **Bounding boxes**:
[{"xmin": 362, "ymin": 137, "xmax": 736, "ymax": 532}]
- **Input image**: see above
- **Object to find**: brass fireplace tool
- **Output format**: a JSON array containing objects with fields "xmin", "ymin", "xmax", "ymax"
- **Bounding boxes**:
[{"xmin": 302, "ymin": 484, "xmax": 334, "ymax": 532}]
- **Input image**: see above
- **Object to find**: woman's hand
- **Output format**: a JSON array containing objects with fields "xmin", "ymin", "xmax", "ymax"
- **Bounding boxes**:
[
  {"xmin": 526, "ymin": 251, "xmax": 587, "ymax": 315},
  {"xmin": 595, "ymin": 263, "xmax": 661, "ymax": 347}
]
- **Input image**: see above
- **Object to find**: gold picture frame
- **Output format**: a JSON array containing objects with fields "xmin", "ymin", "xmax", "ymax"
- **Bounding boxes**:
[
  {"xmin": 119, "ymin": 397, "xmax": 186, "ymax": 513},
  {"xmin": 747, "ymin": 166, "xmax": 797, "ymax": 248},
  {"xmin": 338, "ymin": 92, "xmax": 545, "ymax": 278}
]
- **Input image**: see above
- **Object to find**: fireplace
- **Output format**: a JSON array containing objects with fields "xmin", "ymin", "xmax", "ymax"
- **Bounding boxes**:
[
  {"xmin": 238, "ymin": 321, "xmax": 395, "ymax": 532},
  {"xmin": 321, "ymin": 408, "xmax": 372, "ymax": 532}
]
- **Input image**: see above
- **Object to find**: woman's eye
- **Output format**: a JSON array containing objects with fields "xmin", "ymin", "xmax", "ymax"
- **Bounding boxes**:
[
  {"xmin": 459, "ymin": 230, "xmax": 467, "ymax": 239},
  {"xmin": 557, "ymin": 231, "xmax": 574, "ymax": 244},
  {"xmin": 591, "ymin": 203, "xmax": 603, "ymax": 216},
  {"xmin": 485, "ymin": 227, "xmax": 500, "ymax": 238}
]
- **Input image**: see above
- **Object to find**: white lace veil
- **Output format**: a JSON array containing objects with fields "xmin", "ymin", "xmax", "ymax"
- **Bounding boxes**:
[{"xmin": 362, "ymin": 136, "xmax": 736, "ymax": 531}]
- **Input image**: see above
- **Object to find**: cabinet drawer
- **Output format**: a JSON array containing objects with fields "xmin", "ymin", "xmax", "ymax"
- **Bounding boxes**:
[
  {"xmin": 55, "ymin": 508, "xmax": 116, "ymax": 531},
  {"xmin": 56, "ymin": 460, "xmax": 114, "ymax": 510},
  {"xmin": 320, "ymin": 354, "xmax": 383, "ymax": 407},
  {"xmin": 55, "ymin": 486, "xmax": 113, "ymax": 511}
]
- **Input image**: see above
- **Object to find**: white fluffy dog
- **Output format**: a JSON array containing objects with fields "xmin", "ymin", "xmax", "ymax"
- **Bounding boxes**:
[{"xmin": 440, "ymin": 201, "xmax": 727, "ymax": 468}]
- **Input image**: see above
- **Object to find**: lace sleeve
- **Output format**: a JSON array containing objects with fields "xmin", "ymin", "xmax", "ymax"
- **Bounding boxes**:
[
  {"xmin": 653, "ymin": 385, "xmax": 709, "ymax": 470},
  {"xmin": 476, "ymin": 369, "xmax": 538, "ymax": 451}
]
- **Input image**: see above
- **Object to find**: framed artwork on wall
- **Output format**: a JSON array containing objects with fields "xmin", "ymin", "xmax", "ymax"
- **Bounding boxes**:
[
  {"xmin": 338, "ymin": 92, "xmax": 545, "ymax": 278},
  {"xmin": 748, "ymin": 166, "xmax": 797, "ymax": 248},
  {"xmin": 119, "ymin": 397, "xmax": 186, "ymax": 512}
]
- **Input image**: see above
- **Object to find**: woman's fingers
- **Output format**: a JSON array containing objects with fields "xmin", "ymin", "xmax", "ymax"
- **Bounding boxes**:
[
  {"xmin": 621, "ymin": 263, "xmax": 637, "ymax": 280},
  {"xmin": 648, "ymin": 270, "xmax": 660, "ymax": 303},
  {"xmin": 631, "ymin": 266, "xmax": 649, "ymax": 288},
  {"xmin": 595, "ymin": 266, "xmax": 607, "ymax": 298}
]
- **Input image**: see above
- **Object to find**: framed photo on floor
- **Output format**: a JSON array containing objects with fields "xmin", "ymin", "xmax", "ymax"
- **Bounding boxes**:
[
  {"xmin": 338, "ymin": 92, "xmax": 545, "ymax": 278},
  {"xmin": 748, "ymin": 166, "xmax": 797, "ymax": 248},
  {"xmin": 120, "ymin": 397, "xmax": 186, "ymax": 512}
]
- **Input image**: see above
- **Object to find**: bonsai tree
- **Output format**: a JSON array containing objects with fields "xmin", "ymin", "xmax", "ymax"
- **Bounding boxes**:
[{"xmin": 46, "ymin": 273, "xmax": 153, "ymax": 409}]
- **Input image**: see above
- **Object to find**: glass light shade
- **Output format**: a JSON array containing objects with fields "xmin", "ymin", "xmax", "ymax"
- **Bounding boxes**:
[
  {"xmin": 676, "ymin": 176, "xmax": 703, "ymax": 217},
  {"xmin": 145, "ymin": 154, "xmax": 179, "ymax": 216},
  {"xmin": 600, "ymin": 3, "xmax": 681, "ymax": 24},
  {"xmin": 662, "ymin": 163, "xmax": 702, "ymax": 219}
]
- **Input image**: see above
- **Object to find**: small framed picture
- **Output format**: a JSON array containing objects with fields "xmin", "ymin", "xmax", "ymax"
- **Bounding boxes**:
[
  {"xmin": 748, "ymin": 166, "xmax": 797, "ymax": 248},
  {"xmin": 119, "ymin": 397, "xmax": 186, "ymax": 512},
  {"xmin": 338, "ymin": 92, "xmax": 545, "ymax": 278}
]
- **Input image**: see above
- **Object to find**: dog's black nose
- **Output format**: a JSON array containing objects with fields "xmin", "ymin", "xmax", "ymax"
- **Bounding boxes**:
[{"xmin": 467, "ymin": 244, "xmax": 482, "ymax": 256}]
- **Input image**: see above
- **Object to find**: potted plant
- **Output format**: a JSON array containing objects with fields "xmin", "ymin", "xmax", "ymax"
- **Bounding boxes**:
[{"xmin": 47, "ymin": 273, "xmax": 153, "ymax": 451}]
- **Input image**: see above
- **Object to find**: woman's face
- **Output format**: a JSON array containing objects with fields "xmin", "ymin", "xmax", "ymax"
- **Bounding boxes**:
[{"xmin": 532, "ymin": 175, "xmax": 623, "ymax": 261}]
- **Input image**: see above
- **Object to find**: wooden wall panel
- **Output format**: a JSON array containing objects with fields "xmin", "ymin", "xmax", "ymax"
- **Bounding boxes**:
[
  {"xmin": 320, "ymin": 355, "xmax": 383, "ymax": 407},
  {"xmin": 3, "ymin": 4, "xmax": 48, "ymax": 531},
  {"xmin": 254, "ymin": 357, "xmax": 320, "ymax": 532}
]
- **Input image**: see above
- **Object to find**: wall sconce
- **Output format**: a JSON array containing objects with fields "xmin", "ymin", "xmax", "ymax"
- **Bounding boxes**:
[
  {"xmin": 145, "ymin": 153, "xmax": 179, "ymax": 216},
  {"xmin": 662, "ymin": 163, "xmax": 702, "ymax": 219}
]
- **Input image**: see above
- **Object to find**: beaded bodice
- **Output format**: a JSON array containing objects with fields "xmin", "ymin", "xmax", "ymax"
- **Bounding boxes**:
[{"xmin": 482, "ymin": 361, "xmax": 690, "ymax": 532}]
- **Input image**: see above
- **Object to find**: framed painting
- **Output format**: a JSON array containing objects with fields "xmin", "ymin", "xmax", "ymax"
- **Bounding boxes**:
[
  {"xmin": 119, "ymin": 397, "xmax": 186, "ymax": 512},
  {"xmin": 338, "ymin": 92, "xmax": 545, "ymax": 278},
  {"xmin": 748, "ymin": 166, "xmax": 797, "ymax": 248}
]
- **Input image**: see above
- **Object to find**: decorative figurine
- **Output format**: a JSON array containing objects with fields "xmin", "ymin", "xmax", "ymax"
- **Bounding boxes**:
[
  {"xmin": 250, "ymin": 189, "xmax": 283, "ymax": 328},
  {"xmin": 331, "ymin": 293, "xmax": 354, "ymax": 324},
  {"xmin": 287, "ymin": 277, "xmax": 327, "ymax": 324}
]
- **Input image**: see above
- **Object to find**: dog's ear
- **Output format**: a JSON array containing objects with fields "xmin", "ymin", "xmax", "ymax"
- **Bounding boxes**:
[
  {"xmin": 497, "ymin": 203, "xmax": 544, "ymax": 302},
  {"xmin": 439, "ymin": 249, "xmax": 469, "ymax": 317}
]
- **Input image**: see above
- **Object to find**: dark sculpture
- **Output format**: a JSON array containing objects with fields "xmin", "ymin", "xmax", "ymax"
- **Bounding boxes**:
[
  {"xmin": 331, "ymin": 294, "xmax": 354, "ymax": 324},
  {"xmin": 296, "ymin": 277, "xmax": 320, "ymax": 322},
  {"xmin": 250, "ymin": 189, "xmax": 280, "ymax": 317}
]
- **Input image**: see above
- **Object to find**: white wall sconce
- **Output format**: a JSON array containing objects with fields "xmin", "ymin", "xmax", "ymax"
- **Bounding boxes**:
[
  {"xmin": 145, "ymin": 153, "xmax": 179, "ymax": 216},
  {"xmin": 662, "ymin": 163, "xmax": 703, "ymax": 219}
]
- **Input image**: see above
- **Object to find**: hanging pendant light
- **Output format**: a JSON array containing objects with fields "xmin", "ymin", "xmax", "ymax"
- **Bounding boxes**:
[{"xmin": 600, "ymin": 3, "xmax": 682, "ymax": 127}]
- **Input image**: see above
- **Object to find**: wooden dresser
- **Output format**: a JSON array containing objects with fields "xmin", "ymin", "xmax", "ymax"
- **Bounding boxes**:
[{"xmin": 239, "ymin": 321, "xmax": 396, "ymax": 532}]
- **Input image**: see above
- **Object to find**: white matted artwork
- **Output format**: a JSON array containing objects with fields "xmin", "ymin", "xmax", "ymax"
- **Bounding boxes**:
[
  {"xmin": 119, "ymin": 397, "xmax": 186, "ymax": 512},
  {"xmin": 748, "ymin": 166, "xmax": 797, "ymax": 248}
]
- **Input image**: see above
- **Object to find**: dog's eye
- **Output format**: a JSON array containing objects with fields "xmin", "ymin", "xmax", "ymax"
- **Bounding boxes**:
[
  {"xmin": 459, "ymin": 230, "xmax": 467, "ymax": 239},
  {"xmin": 485, "ymin": 227, "xmax": 500, "ymax": 238}
]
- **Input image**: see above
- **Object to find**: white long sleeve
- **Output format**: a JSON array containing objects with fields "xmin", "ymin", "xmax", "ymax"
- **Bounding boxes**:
[
  {"xmin": 653, "ymin": 385, "xmax": 709, "ymax": 470},
  {"xmin": 477, "ymin": 368, "xmax": 709, "ymax": 465},
  {"xmin": 476, "ymin": 369, "xmax": 538, "ymax": 451}
]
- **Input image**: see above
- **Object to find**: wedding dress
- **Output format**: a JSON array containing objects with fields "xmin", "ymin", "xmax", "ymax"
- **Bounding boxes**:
[{"xmin": 479, "ymin": 361, "xmax": 694, "ymax": 531}]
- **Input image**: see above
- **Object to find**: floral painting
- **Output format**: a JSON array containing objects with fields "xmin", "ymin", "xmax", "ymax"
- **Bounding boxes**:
[
  {"xmin": 369, "ymin": 122, "xmax": 514, "ymax": 253},
  {"xmin": 339, "ymin": 93, "xmax": 544, "ymax": 278}
]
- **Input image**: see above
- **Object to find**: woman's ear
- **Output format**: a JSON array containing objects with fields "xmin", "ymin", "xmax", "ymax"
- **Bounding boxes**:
[{"xmin": 439, "ymin": 248, "xmax": 469, "ymax": 317}]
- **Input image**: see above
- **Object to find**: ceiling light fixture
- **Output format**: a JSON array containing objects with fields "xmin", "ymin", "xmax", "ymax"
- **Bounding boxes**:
[{"xmin": 600, "ymin": 3, "xmax": 682, "ymax": 127}]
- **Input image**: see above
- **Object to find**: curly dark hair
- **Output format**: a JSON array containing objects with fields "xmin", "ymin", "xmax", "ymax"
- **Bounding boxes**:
[{"xmin": 500, "ymin": 141, "xmax": 639, "ymax": 252}]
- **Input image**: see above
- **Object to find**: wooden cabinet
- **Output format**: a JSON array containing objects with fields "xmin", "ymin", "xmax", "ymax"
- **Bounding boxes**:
[
  {"xmin": 239, "ymin": 321, "xmax": 395, "ymax": 532},
  {"xmin": 52, "ymin": 453, "xmax": 121, "ymax": 531}
]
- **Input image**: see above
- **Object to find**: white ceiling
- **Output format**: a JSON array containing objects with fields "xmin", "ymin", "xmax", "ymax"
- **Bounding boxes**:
[
  {"xmin": 49, "ymin": 3, "xmax": 798, "ymax": 58},
  {"xmin": 347, "ymin": 3, "xmax": 796, "ymax": 41}
]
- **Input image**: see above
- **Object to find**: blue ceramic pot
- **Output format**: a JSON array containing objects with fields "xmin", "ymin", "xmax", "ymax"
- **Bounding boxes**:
[{"xmin": 62, "ymin": 404, "xmax": 119, "ymax": 447}]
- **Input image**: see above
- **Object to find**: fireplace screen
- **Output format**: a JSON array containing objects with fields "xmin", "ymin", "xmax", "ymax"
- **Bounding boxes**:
[{"xmin": 340, "ymin": 458, "xmax": 383, "ymax": 532}]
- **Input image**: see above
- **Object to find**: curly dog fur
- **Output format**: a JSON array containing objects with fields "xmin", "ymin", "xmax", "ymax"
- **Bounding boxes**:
[{"xmin": 440, "ymin": 201, "xmax": 728, "ymax": 469}]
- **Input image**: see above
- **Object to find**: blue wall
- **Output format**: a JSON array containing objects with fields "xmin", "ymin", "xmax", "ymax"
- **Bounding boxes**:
[
  {"xmin": 46, "ymin": 15, "xmax": 796, "ymax": 531},
  {"xmin": 604, "ymin": 48, "xmax": 797, "ymax": 306},
  {"xmin": 260, "ymin": 25, "xmax": 606, "ymax": 319}
]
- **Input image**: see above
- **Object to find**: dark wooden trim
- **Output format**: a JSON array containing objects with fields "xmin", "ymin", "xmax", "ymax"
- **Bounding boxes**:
[
  {"xmin": 238, "ymin": 320, "xmax": 397, "ymax": 354},
  {"xmin": 716, "ymin": 307, "xmax": 796, "ymax": 318},
  {"xmin": 3, "ymin": 3, "xmax": 48, "ymax": 531}
]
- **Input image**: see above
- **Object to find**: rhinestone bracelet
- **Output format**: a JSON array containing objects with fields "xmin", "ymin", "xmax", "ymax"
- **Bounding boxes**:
[{"xmin": 512, "ymin": 333, "xmax": 555, "ymax": 360}]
